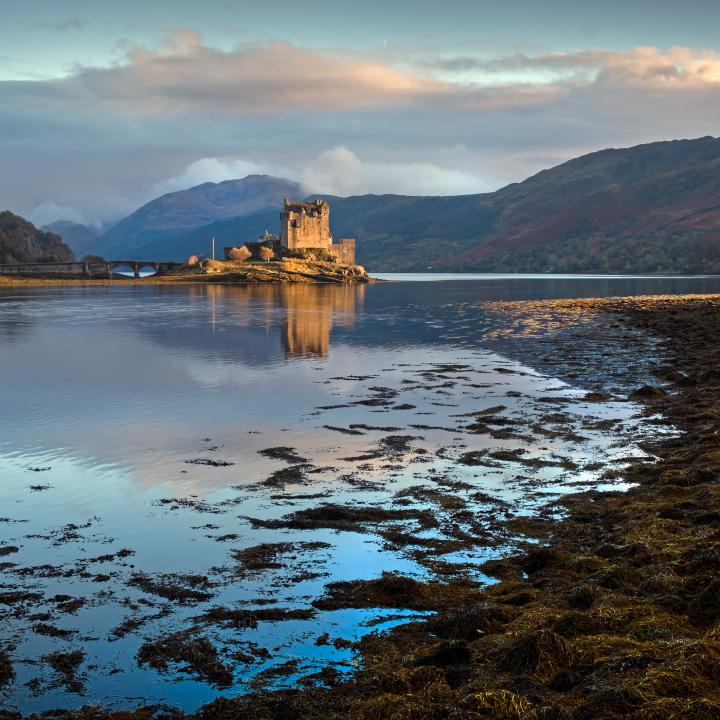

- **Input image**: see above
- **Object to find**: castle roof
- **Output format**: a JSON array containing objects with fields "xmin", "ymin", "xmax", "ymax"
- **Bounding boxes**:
[{"xmin": 283, "ymin": 198, "xmax": 327, "ymax": 213}]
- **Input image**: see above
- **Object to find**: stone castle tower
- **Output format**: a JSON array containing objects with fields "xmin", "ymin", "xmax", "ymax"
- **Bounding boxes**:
[
  {"xmin": 280, "ymin": 199, "xmax": 332, "ymax": 250},
  {"xmin": 279, "ymin": 198, "xmax": 355, "ymax": 264}
]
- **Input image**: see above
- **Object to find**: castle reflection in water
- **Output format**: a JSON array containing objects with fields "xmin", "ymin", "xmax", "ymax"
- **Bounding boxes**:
[
  {"xmin": 280, "ymin": 284, "xmax": 364, "ymax": 358},
  {"xmin": 183, "ymin": 282, "xmax": 366, "ymax": 360}
]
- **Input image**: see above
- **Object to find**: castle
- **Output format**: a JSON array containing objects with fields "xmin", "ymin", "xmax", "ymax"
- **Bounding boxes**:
[{"xmin": 225, "ymin": 199, "xmax": 355, "ymax": 265}]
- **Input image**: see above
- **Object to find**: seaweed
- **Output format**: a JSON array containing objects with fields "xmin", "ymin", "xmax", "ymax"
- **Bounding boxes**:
[
  {"xmin": 313, "ymin": 572, "xmax": 481, "ymax": 611},
  {"xmin": 232, "ymin": 541, "xmax": 331, "ymax": 572},
  {"xmin": 323, "ymin": 425, "xmax": 365, "ymax": 435},
  {"xmin": 137, "ymin": 632, "xmax": 233, "ymax": 687},
  {"xmin": 0, "ymin": 649, "xmax": 13, "ymax": 688},
  {"xmin": 45, "ymin": 650, "xmax": 84, "ymax": 693},
  {"xmin": 197, "ymin": 606, "xmax": 316, "ymax": 629},
  {"xmin": 248, "ymin": 504, "xmax": 438, "ymax": 532},
  {"xmin": 184, "ymin": 458, "xmax": 234, "ymax": 467},
  {"xmin": 259, "ymin": 446, "xmax": 309, "ymax": 464},
  {"xmin": 32, "ymin": 623, "xmax": 76, "ymax": 638},
  {"xmin": 127, "ymin": 573, "xmax": 214, "ymax": 603}
]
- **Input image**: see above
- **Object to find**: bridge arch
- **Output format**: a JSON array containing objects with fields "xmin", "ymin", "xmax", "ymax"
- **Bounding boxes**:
[{"xmin": 110, "ymin": 261, "xmax": 160, "ymax": 278}]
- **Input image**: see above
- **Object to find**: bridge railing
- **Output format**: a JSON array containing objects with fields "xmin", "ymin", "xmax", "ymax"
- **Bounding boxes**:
[{"xmin": 0, "ymin": 260, "xmax": 178, "ymax": 278}]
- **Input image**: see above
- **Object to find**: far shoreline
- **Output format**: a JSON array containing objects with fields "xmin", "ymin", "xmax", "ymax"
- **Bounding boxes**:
[
  {"xmin": 3, "ymin": 269, "xmax": 720, "ymax": 288},
  {"xmin": 0, "ymin": 257, "xmax": 374, "ymax": 286}
]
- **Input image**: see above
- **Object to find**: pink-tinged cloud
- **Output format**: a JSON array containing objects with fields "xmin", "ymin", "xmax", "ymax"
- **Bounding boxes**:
[
  {"xmin": 9, "ymin": 38, "xmax": 720, "ymax": 118},
  {"xmin": 424, "ymin": 45, "xmax": 720, "ymax": 88},
  {"xmin": 55, "ymin": 35, "xmax": 450, "ymax": 114}
]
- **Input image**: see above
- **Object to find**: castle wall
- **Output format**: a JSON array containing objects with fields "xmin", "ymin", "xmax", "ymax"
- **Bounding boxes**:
[{"xmin": 329, "ymin": 238, "xmax": 356, "ymax": 265}]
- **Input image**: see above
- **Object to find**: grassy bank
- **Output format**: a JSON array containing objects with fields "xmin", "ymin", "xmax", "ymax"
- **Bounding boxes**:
[{"xmin": 16, "ymin": 294, "xmax": 720, "ymax": 720}]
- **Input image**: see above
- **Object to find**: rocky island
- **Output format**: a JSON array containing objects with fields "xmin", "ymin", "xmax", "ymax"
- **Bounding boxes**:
[
  {"xmin": 177, "ymin": 197, "xmax": 368, "ymax": 283},
  {"xmin": 161, "ymin": 255, "xmax": 369, "ymax": 284}
]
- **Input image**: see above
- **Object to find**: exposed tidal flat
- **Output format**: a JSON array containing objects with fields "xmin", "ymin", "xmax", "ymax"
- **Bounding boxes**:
[{"xmin": 1, "ymin": 278, "xmax": 720, "ymax": 718}]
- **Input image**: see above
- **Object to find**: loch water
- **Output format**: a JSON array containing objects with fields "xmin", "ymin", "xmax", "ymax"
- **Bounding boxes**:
[{"xmin": 1, "ymin": 274, "xmax": 719, "ymax": 712}]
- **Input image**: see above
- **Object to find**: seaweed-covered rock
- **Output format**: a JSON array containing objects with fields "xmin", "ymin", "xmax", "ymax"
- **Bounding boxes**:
[
  {"xmin": 412, "ymin": 640, "xmax": 471, "ymax": 667},
  {"xmin": 428, "ymin": 603, "xmax": 512, "ymax": 640},
  {"xmin": 314, "ymin": 572, "xmax": 480, "ymax": 611},
  {"xmin": 497, "ymin": 630, "xmax": 571, "ymax": 682},
  {"xmin": 137, "ymin": 632, "xmax": 233, "ymax": 687}
]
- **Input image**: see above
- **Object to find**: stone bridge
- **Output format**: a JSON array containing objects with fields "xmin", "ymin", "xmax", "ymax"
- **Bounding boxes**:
[{"xmin": 0, "ymin": 260, "xmax": 178, "ymax": 279}]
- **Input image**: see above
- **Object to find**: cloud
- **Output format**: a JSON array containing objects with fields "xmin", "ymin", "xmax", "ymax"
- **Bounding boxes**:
[
  {"xmin": 595, "ymin": 46, "xmax": 720, "ymax": 86},
  {"xmin": 152, "ymin": 156, "xmax": 269, "ymax": 194},
  {"xmin": 299, "ymin": 146, "xmax": 492, "ymax": 196},
  {"xmin": 41, "ymin": 34, "xmax": 449, "ymax": 115},
  {"xmin": 11, "ymin": 38, "xmax": 718, "ymax": 122},
  {"xmin": 41, "ymin": 17, "xmax": 85, "ymax": 32},
  {"xmin": 28, "ymin": 201, "xmax": 90, "ymax": 227},
  {"xmin": 421, "ymin": 46, "xmax": 720, "ymax": 88},
  {"xmin": 157, "ymin": 148, "xmax": 495, "ymax": 197}
]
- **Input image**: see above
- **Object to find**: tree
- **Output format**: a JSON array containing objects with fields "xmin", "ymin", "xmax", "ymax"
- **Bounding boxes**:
[
  {"xmin": 258, "ymin": 246, "xmax": 274, "ymax": 263},
  {"xmin": 186, "ymin": 254, "xmax": 202, "ymax": 268},
  {"xmin": 226, "ymin": 245, "xmax": 251, "ymax": 262}
]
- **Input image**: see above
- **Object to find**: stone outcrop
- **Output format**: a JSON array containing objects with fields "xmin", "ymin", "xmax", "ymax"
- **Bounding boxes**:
[{"xmin": 0, "ymin": 211, "xmax": 74, "ymax": 264}]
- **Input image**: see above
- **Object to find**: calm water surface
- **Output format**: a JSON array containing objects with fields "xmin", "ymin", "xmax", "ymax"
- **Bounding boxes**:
[{"xmin": 1, "ymin": 275, "xmax": 716, "ymax": 712}]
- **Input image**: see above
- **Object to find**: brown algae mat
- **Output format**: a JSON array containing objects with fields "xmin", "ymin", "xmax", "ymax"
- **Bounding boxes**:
[{"xmin": 13, "ymin": 293, "xmax": 720, "ymax": 719}]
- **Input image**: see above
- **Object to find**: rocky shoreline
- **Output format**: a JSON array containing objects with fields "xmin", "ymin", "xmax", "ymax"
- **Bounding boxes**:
[{"xmin": 5, "ymin": 293, "xmax": 720, "ymax": 719}]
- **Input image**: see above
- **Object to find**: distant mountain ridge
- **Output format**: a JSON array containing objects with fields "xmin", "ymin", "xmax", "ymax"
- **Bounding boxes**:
[
  {"xmin": 41, "ymin": 220, "xmax": 103, "ymax": 256},
  {"xmin": 0, "ymin": 211, "xmax": 74, "ymax": 264},
  {"xmin": 95, "ymin": 175, "xmax": 302, "ymax": 257},
  {"xmin": 90, "ymin": 137, "xmax": 720, "ymax": 273}
]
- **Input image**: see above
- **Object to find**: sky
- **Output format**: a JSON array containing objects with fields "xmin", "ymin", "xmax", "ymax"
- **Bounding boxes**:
[{"xmin": 1, "ymin": 0, "xmax": 720, "ymax": 226}]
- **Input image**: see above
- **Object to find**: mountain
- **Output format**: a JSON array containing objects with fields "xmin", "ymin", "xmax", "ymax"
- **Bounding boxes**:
[
  {"xmin": 0, "ymin": 211, "xmax": 74, "ymax": 263},
  {"xmin": 90, "ymin": 137, "xmax": 720, "ymax": 273},
  {"xmin": 94, "ymin": 175, "xmax": 302, "ymax": 258},
  {"xmin": 41, "ymin": 220, "xmax": 102, "ymax": 256},
  {"xmin": 443, "ymin": 134, "xmax": 720, "ymax": 273}
]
